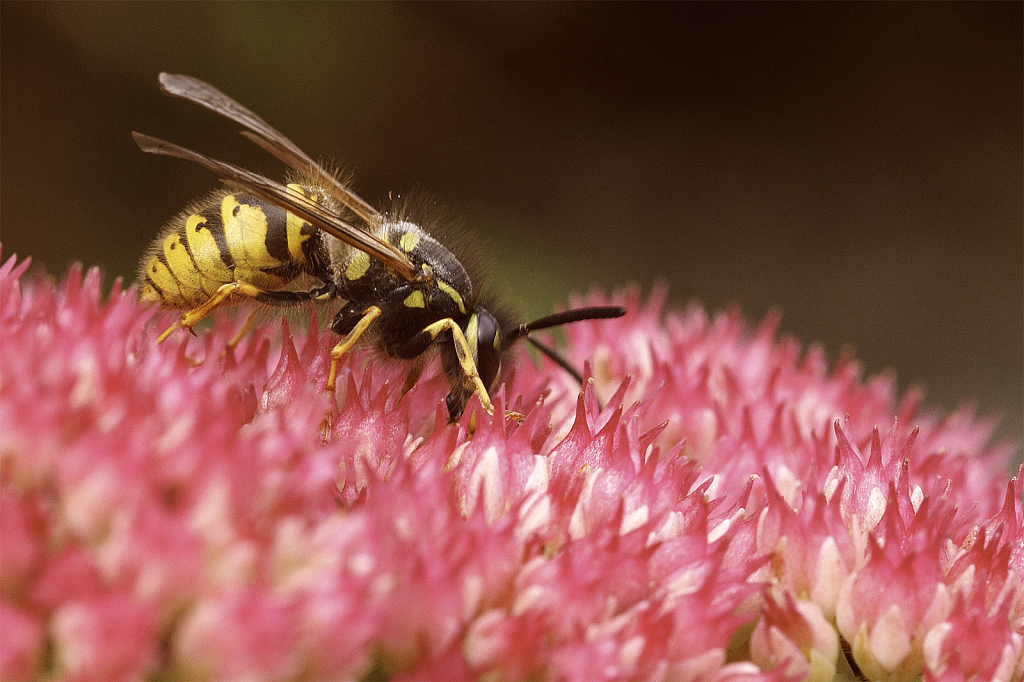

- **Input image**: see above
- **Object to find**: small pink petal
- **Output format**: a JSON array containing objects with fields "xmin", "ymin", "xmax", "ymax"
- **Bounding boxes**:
[
  {"xmin": 0, "ymin": 602, "xmax": 43, "ymax": 681},
  {"xmin": 50, "ymin": 593, "xmax": 157, "ymax": 681}
]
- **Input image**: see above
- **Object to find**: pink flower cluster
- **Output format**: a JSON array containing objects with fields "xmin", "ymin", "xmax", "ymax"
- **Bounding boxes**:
[{"xmin": 1, "ymin": 249, "xmax": 1021, "ymax": 681}]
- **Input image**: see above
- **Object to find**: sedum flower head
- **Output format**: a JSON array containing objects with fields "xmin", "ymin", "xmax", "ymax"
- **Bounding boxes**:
[{"xmin": 1, "ymin": 250, "xmax": 1020, "ymax": 681}]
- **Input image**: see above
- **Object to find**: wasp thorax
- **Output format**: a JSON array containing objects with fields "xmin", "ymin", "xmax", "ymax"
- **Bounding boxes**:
[{"xmin": 383, "ymin": 221, "xmax": 472, "ymax": 302}]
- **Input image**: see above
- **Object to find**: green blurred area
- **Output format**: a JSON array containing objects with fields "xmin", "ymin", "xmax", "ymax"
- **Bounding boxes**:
[{"xmin": 2, "ymin": 2, "xmax": 1021, "ymax": 454}]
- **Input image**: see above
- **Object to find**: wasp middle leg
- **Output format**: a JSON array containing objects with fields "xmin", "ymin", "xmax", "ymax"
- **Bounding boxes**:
[{"xmin": 326, "ymin": 304, "xmax": 383, "ymax": 391}]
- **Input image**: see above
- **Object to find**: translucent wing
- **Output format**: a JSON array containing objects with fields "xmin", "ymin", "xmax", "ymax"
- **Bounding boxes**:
[
  {"xmin": 133, "ymin": 132, "xmax": 417, "ymax": 280},
  {"xmin": 157, "ymin": 72, "xmax": 379, "ymax": 226}
]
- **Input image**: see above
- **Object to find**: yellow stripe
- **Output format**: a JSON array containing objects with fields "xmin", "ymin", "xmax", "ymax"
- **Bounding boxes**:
[
  {"xmin": 465, "ymin": 313, "xmax": 479, "ymax": 361},
  {"xmin": 437, "ymin": 280, "xmax": 466, "ymax": 315},
  {"xmin": 140, "ymin": 282, "xmax": 162, "ymax": 303},
  {"xmin": 346, "ymin": 252, "xmax": 371, "ymax": 281},
  {"xmin": 285, "ymin": 212, "xmax": 311, "ymax": 265},
  {"xmin": 162, "ymin": 233, "xmax": 205, "ymax": 303},
  {"xmin": 222, "ymin": 194, "xmax": 279, "ymax": 270},
  {"xmin": 286, "ymin": 183, "xmax": 318, "ymax": 203},
  {"xmin": 403, "ymin": 290, "xmax": 426, "ymax": 308},
  {"xmin": 231, "ymin": 268, "xmax": 285, "ymax": 290},
  {"xmin": 399, "ymin": 231, "xmax": 421, "ymax": 253},
  {"xmin": 183, "ymin": 213, "xmax": 233, "ymax": 287},
  {"xmin": 284, "ymin": 184, "xmax": 313, "ymax": 265},
  {"xmin": 145, "ymin": 257, "xmax": 182, "ymax": 301}
]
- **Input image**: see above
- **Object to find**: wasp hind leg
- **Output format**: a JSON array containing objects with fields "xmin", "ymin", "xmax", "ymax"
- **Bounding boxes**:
[{"xmin": 157, "ymin": 281, "xmax": 336, "ymax": 343}]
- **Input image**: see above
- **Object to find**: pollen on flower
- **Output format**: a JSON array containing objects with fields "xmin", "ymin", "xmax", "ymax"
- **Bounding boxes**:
[{"xmin": 0, "ymin": 251, "xmax": 1020, "ymax": 681}]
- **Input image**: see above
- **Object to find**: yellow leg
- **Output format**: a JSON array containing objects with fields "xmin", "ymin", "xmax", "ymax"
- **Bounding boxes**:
[
  {"xmin": 226, "ymin": 309, "xmax": 259, "ymax": 349},
  {"xmin": 157, "ymin": 281, "xmax": 269, "ymax": 343},
  {"xmin": 326, "ymin": 306, "xmax": 382, "ymax": 391},
  {"xmin": 420, "ymin": 318, "xmax": 494, "ymax": 416}
]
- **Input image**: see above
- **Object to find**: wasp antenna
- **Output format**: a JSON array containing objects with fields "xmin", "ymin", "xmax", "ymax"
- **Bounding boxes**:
[
  {"xmin": 527, "ymin": 336, "xmax": 585, "ymax": 385},
  {"xmin": 507, "ymin": 305, "xmax": 625, "ymax": 341},
  {"xmin": 527, "ymin": 338, "xmax": 610, "ymax": 412}
]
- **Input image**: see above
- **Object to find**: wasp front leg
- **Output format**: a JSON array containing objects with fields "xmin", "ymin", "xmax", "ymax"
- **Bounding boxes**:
[{"xmin": 394, "ymin": 319, "xmax": 495, "ymax": 418}]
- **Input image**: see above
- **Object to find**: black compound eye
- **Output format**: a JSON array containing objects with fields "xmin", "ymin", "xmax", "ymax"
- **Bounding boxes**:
[{"xmin": 472, "ymin": 308, "xmax": 502, "ymax": 394}]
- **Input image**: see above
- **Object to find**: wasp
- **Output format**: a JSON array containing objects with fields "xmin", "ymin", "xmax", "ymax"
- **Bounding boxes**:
[{"xmin": 135, "ymin": 73, "xmax": 624, "ymax": 421}]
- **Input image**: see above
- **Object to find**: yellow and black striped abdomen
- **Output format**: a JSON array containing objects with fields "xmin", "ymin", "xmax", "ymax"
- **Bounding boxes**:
[{"xmin": 139, "ymin": 186, "xmax": 323, "ymax": 308}]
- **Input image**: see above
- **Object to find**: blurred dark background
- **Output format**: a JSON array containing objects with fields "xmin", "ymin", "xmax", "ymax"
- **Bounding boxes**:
[{"xmin": 2, "ymin": 3, "xmax": 1021, "ymax": 455}]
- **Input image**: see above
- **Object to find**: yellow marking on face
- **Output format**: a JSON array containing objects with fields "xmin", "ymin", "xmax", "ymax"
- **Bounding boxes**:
[
  {"xmin": 465, "ymin": 313, "xmax": 480, "ymax": 361},
  {"xmin": 493, "ymin": 328, "xmax": 502, "ymax": 352},
  {"xmin": 399, "ymin": 231, "xmax": 421, "ymax": 253},
  {"xmin": 403, "ymin": 290, "xmax": 426, "ymax": 308},
  {"xmin": 222, "ymin": 194, "xmax": 279, "ymax": 270},
  {"xmin": 436, "ymin": 280, "xmax": 466, "ymax": 315},
  {"xmin": 183, "ymin": 213, "xmax": 233, "ymax": 287},
  {"xmin": 161, "ymin": 233, "xmax": 205, "ymax": 304},
  {"xmin": 146, "ymin": 257, "xmax": 182, "ymax": 301},
  {"xmin": 346, "ymin": 252, "xmax": 371, "ymax": 281}
]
